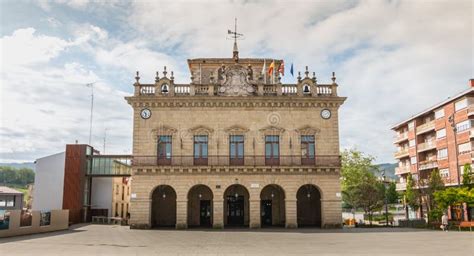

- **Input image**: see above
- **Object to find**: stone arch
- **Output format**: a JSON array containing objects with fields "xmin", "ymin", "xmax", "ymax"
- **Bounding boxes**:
[
  {"xmin": 187, "ymin": 184, "xmax": 214, "ymax": 227},
  {"xmin": 223, "ymin": 184, "xmax": 250, "ymax": 227},
  {"xmin": 151, "ymin": 185, "xmax": 177, "ymax": 228},
  {"xmin": 296, "ymin": 184, "xmax": 322, "ymax": 227},
  {"xmin": 260, "ymin": 184, "xmax": 286, "ymax": 227}
]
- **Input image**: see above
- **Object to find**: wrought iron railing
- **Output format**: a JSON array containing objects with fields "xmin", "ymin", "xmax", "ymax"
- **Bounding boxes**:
[{"xmin": 132, "ymin": 155, "xmax": 341, "ymax": 167}]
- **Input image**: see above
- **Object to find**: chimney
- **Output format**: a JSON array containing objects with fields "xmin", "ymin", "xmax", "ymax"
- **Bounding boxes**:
[{"xmin": 470, "ymin": 79, "xmax": 474, "ymax": 88}]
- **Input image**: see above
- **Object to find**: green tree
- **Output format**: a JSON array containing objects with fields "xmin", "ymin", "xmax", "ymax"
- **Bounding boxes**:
[
  {"xmin": 0, "ymin": 166, "xmax": 35, "ymax": 187},
  {"xmin": 355, "ymin": 179, "xmax": 385, "ymax": 225},
  {"xmin": 462, "ymin": 164, "xmax": 472, "ymax": 188},
  {"xmin": 385, "ymin": 182, "xmax": 399, "ymax": 204},
  {"xmin": 404, "ymin": 173, "xmax": 419, "ymax": 220},
  {"xmin": 424, "ymin": 169, "xmax": 445, "ymax": 223}
]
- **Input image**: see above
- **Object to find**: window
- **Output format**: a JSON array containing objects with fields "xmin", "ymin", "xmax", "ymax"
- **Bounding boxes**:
[
  {"xmin": 410, "ymin": 156, "xmax": 417, "ymax": 165},
  {"xmin": 157, "ymin": 135, "xmax": 172, "ymax": 165},
  {"xmin": 436, "ymin": 129, "xmax": 446, "ymax": 139},
  {"xmin": 435, "ymin": 109, "xmax": 445, "ymax": 119},
  {"xmin": 40, "ymin": 211, "xmax": 51, "ymax": 226},
  {"xmin": 456, "ymin": 120, "xmax": 472, "ymax": 133},
  {"xmin": 115, "ymin": 185, "xmax": 119, "ymax": 195},
  {"xmin": 455, "ymin": 98, "xmax": 468, "ymax": 111},
  {"xmin": 409, "ymin": 139, "xmax": 416, "ymax": 147},
  {"xmin": 458, "ymin": 142, "xmax": 471, "ymax": 154},
  {"xmin": 437, "ymin": 148, "xmax": 448, "ymax": 159},
  {"xmin": 408, "ymin": 121, "xmax": 415, "ymax": 131},
  {"xmin": 194, "ymin": 135, "xmax": 208, "ymax": 165},
  {"xmin": 439, "ymin": 168, "xmax": 449, "ymax": 178},
  {"xmin": 229, "ymin": 135, "xmax": 244, "ymax": 165},
  {"xmin": 265, "ymin": 135, "xmax": 279, "ymax": 165},
  {"xmin": 301, "ymin": 135, "xmax": 315, "ymax": 165}
]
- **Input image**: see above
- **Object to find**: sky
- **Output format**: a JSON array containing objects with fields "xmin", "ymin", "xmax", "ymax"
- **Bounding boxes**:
[{"xmin": 0, "ymin": 0, "xmax": 472, "ymax": 164}]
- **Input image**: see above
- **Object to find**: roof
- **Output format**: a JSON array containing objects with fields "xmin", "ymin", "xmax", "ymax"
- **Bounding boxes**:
[
  {"xmin": 0, "ymin": 186, "xmax": 23, "ymax": 195},
  {"xmin": 391, "ymin": 87, "xmax": 474, "ymax": 130}
]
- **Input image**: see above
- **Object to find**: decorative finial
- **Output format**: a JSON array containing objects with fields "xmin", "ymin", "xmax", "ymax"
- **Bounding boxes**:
[
  {"xmin": 305, "ymin": 66, "xmax": 309, "ymax": 78},
  {"xmin": 297, "ymin": 71, "xmax": 302, "ymax": 82},
  {"xmin": 135, "ymin": 71, "xmax": 140, "ymax": 83},
  {"xmin": 228, "ymin": 17, "xmax": 243, "ymax": 62},
  {"xmin": 163, "ymin": 66, "xmax": 167, "ymax": 77},
  {"xmin": 155, "ymin": 71, "xmax": 159, "ymax": 83},
  {"xmin": 312, "ymin": 72, "xmax": 317, "ymax": 83},
  {"xmin": 332, "ymin": 71, "xmax": 336, "ymax": 83},
  {"xmin": 170, "ymin": 71, "xmax": 174, "ymax": 81}
]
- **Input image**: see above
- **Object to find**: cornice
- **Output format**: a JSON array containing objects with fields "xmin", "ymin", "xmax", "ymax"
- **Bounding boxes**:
[{"xmin": 133, "ymin": 166, "xmax": 340, "ymax": 175}]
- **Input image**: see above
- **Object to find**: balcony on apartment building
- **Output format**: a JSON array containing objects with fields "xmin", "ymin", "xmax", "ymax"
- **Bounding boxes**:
[
  {"xmin": 395, "ymin": 165, "xmax": 411, "ymax": 175},
  {"xmin": 468, "ymin": 105, "xmax": 474, "ymax": 117},
  {"xmin": 393, "ymin": 131, "xmax": 409, "ymax": 143},
  {"xmin": 396, "ymin": 183, "xmax": 407, "ymax": 191},
  {"xmin": 416, "ymin": 120, "xmax": 436, "ymax": 135},
  {"xmin": 418, "ymin": 159, "xmax": 438, "ymax": 171},
  {"xmin": 394, "ymin": 148, "xmax": 410, "ymax": 159},
  {"xmin": 417, "ymin": 140, "xmax": 437, "ymax": 153}
]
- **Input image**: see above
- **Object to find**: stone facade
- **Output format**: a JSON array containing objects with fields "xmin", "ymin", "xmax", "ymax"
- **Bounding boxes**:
[{"xmin": 125, "ymin": 48, "xmax": 346, "ymax": 229}]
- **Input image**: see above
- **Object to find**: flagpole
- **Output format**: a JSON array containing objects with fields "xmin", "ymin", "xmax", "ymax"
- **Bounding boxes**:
[{"xmin": 263, "ymin": 59, "xmax": 266, "ymax": 84}]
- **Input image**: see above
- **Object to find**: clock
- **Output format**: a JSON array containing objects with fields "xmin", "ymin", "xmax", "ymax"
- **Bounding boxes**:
[
  {"xmin": 140, "ymin": 108, "xmax": 151, "ymax": 119},
  {"xmin": 321, "ymin": 109, "xmax": 331, "ymax": 119}
]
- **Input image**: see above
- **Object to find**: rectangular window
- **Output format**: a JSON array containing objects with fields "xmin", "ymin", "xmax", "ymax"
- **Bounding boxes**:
[
  {"xmin": 229, "ymin": 135, "xmax": 244, "ymax": 165},
  {"xmin": 6, "ymin": 196, "xmax": 14, "ymax": 207},
  {"xmin": 455, "ymin": 98, "xmax": 468, "ymax": 111},
  {"xmin": 409, "ymin": 139, "xmax": 416, "ymax": 147},
  {"xmin": 410, "ymin": 156, "xmax": 417, "ymax": 165},
  {"xmin": 265, "ymin": 135, "xmax": 279, "ymax": 165},
  {"xmin": 408, "ymin": 121, "xmax": 415, "ymax": 131},
  {"xmin": 0, "ymin": 198, "xmax": 5, "ymax": 207},
  {"xmin": 456, "ymin": 120, "xmax": 472, "ymax": 133},
  {"xmin": 436, "ymin": 129, "xmax": 446, "ymax": 139},
  {"xmin": 157, "ymin": 136, "xmax": 172, "ymax": 165},
  {"xmin": 458, "ymin": 142, "xmax": 471, "ymax": 154},
  {"xmin": 194, "ymin": 135, "xmax": 208, "ymax": 165},
  {"xmin": 301, "ymin": 135, "xmax": 315, "ymax": 165},
  {"xmin": 435, "ymin": 109, "xmax": 445, "ymax": 119},
  {"xmin": 439, "ymin": 168, "xmax": 449, "ymax": 178},
  {"xmin": 437, "ymin": 148, "xmax": 448, "ymax": 159}
]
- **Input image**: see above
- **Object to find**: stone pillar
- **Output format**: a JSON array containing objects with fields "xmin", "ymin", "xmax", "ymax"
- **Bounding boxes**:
[
  {"xmin": 321, "ymin": 199, "xmax": 342, "ymax": 228},
  {"xmin": 249, "ymin": 199, "xmax": 261, "ymax": 228},
  {"xmin": 213, "ymin": 199, "xmax": 224, "ymax": 229},
  {"xmin": 285, "ymin": 199, "xmax": 297, "ymax": 228},
  {"xmin": 129, "ymin": 198, "xmax": 151, "ymax": 229},
  {"xmin": 176, "ymin": 199, "xmax": 188, "ymax": 229},
  {"xmin": 463, "ymin": 202, "xmax": 468, "ymax": 221}
]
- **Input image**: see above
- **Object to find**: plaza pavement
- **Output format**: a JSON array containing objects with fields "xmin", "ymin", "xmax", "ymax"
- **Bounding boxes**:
[{"xmin": 0, "ymin": 224, "xmax": 472, "ymax": 255}]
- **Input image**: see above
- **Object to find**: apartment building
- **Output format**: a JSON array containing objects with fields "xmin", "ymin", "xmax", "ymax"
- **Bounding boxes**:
[{"xmin": 392, "ymin": 80, "xmax": 474, "ymax": 219}]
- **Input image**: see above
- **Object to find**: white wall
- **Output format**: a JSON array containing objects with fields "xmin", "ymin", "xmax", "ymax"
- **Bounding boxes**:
[
  {"xmin": 32, "ymin": 152, "xmax": 65, "ymax": 211},
  {"xmin": 90, "ymin": 177, "xmax": 113, "ymax": 217}
]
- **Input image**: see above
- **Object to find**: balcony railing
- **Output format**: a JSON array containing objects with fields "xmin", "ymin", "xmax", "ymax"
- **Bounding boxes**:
[
  {"xmin": 395, "ymin": 166, "xmax": 411, "ymax": 175},
  {"xmin": 393, "ymin": 132, "xmax": 408, "ymax": 143},
  {"xmin": 418, "ymin": 160, "xmax": 438, "ymax": 171},
  {"xmin": 416, "ymin": 120, "xmax": 435, "ymax": 135},
  {"xmin": 394, "ymin": 148, "xmax": 409, "ymax": 159},
  {"xmin": 132, "ymin": 155, "xmax": 341, "ymax": 167},
  {"xmin": 417, "ymin": 140, "xmax": 436, "ymax": 152},
  {"xmin": 396, "ymin": 183, "xmax": 407, "ymax": 191}
]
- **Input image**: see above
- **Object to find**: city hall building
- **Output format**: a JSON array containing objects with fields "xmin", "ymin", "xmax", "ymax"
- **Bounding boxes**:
[{"xmin": 125, "ymin": 40, "xmax": 346, "ymax": 229}]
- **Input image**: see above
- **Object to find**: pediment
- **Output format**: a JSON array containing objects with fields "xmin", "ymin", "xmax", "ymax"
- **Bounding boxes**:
[
  {"xmin": 151, "ymin": 125, "xmax": 177, "ymax": 136},
  {"xmin": 295, "ymin": 125, "xmax": 320, "ymax": 135},
  {"xmin": 259, "ymin": 125, "xmax": 285, "ymax": 135},
  {"xmin": 224, "ymin": 125, "xmax": 249, "ymax": 134},
  {"xmin": 189, "ymin": 125, "xmax": 214, "ymax": 135}
]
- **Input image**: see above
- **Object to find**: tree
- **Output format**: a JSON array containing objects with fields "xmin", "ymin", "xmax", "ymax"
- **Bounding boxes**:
[
  {"xmin": 434, "ymin": 187, "xmax": 474, "ymax": 221},
  {"xmin": 404, "ymin": 173, "xmax": 419, "ymax": 220},
  {"xmin": 0, "ymin": 166, "xmax": 35, "ymax": 187},
  {"xmin": 462, "ymin": 164, "xmax": 472, "ymax": 188},
  {"xmin": 423, "ymin": 169, "xmax": 445, "ymax": 223},
  {"xmin": 355, "ymin": 179, "xmax": 385, "ymax": 225},
  {"xmin": 385, "ymin": 182, "xmax": 399, "ymax": 204}
]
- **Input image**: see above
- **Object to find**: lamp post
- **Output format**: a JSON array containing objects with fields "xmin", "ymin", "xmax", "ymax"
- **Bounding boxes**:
[
  {"xmin": 382, "ymin": 170, "xmax": 389, "ymax": 227},
  {"xmin": 448, "ymin": 114, "xmax": 461, "ymax": 187}
]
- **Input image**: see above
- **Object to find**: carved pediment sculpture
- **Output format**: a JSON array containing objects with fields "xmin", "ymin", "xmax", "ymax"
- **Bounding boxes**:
[
  {"xmin": 151, "ymin": 125, "xmax": 178, "ymax": 136},
  {"xmin": 189, "ymin": 125, "xmax": 214, "ymax": 135},
  {"xmin": 218, "ymin": 64, "xmax": 255, "ymax": 96},
  {"xmin": 295, "ymin": 125, "xmax": 320, "ymax": 135},
  {"xmin": 224, "ymin": 125, "xmax": 249, "ymax": 134}
]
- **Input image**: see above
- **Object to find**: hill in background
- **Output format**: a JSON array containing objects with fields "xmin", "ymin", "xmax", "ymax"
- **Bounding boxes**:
[{"xmin": 0, "ymin": 162, "xmax": 35, "ymax": 170}]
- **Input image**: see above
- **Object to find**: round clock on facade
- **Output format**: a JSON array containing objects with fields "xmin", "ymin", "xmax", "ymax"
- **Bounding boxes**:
[
  {"xmin": 321, "ymin": 109, "xmax": 331, "ymax": 119},
  {"xmin": 140, "ymin": 108, "xmax": 151, "ymax": 119}
]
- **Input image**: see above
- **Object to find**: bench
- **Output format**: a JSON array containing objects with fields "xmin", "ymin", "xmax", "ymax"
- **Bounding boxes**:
[{"xmin": 457, "ymin": 221, "xmax": 474, "ymax": 231}]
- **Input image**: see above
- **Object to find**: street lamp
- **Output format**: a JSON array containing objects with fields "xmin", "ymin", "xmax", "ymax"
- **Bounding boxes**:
[
  {"xmin": 448, "ymin": 114, "xmax": 461, "ymax": 187},
  {"xmin": 382, "ymin": 170, "xmax": 389, "ymax": 227}
]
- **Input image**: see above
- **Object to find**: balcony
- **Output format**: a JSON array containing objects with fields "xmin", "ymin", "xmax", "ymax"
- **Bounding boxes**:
[
  {"xmin": 418, "ymin": 160, "xmax": 438, "ymax": 171},
  {"xmin": 396, "ymin": 183, "xmax": 407, "ymax": 191},
  {"xmin": 395, "ymin": 166, "xmax": 411, "ymax": 175},
  {"xmin": 132, "ymin": 155, "xmax": 341, "ymax": 167},
  {"xmin": 417, "ymin": 140, "xmax": 436, "ymax": 152},
  {"xmin": 416, "ymin": 120, "xmax": 435, "ymax": 135},
  {"xmin": 394, "ymin": 148, "xmax": 409, "ymax": 159},
  {"xmin": 468, "ymin": 105, "xmax": 474, "ymax": 116},
  {"xmin": 393, "ymin": 132, "xmax": 409, "ymax": 143}
]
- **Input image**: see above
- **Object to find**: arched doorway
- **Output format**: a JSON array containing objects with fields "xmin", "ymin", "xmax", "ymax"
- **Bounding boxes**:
[
  {"xmin": 187, "ymin": 184, "xmax": 213, "ymax": 227},
  {"xmin": 297, "ymin": 184, "xmax": 322, "ymax": 227},
  {"xmin": 223, "ymin": 184, "xmax": 249, "ymax": 227},
  {"xmin": 260, "ymin": 184, "xmax": 285, "ymax": 227},
  {"xmin": 151, "ymin": 185, "xmax": 176, "ymax": 228}
]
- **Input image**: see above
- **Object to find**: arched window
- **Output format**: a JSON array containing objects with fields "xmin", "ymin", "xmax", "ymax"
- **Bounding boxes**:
[
  {"xmin": 303, "ymin": 84, "xmax": 311, "ymax": 94},
  {"xmin": 161, "ymin": 84, "xmax": 169, "ymax": 94}
]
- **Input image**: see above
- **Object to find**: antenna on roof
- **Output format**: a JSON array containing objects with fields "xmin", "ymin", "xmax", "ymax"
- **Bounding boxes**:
[{"xmin": 227, "ymin": 18, "xmax": 244, "ymax": 62}]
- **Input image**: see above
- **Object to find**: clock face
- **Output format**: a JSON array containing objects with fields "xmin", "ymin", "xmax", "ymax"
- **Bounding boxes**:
[
  {"xmin": 140, "ymin": 108, "xmax": 151, "ymax": 119},
  {"xmin": 321, "ymin": 109, "xmax": 331, "ymax": 119}
]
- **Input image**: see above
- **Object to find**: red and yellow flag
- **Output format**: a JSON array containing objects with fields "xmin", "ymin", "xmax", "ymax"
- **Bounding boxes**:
[
  {"xmin": 278, "ymin": 61, "xmax": 285, "ymax": 76},
  {"xmin": 268, "ymin": 60, "xmax": 275, "ymax": 75}
]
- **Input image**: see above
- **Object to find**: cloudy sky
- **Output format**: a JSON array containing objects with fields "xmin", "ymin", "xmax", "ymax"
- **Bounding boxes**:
[{"xmin": 0, "ymin": 0, "xmax": 472, "ymax": 163}]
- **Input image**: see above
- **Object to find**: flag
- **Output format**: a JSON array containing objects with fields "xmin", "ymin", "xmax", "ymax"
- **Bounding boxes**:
[
  {"xmin": 268, "ymin": 60, "xmax": 275, "ymax": 76},
  {"xmin": 290, "ymin": 63, "xmax": 294, "ymax": 77},
  {"xmin": 261, "ymin": 59, "xmax": 267, "ymax": 83},
  {"xmin": 278, "ymin": 61, "xmax": 285, "ymax": 76}
]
